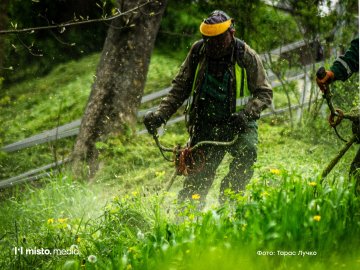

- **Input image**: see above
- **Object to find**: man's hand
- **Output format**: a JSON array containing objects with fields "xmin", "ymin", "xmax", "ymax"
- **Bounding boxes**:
[
  {"xmin": 228, "ymin": 110, "xmax": 249, "ymax": 132},
  {"xmin": 316, "ymin": 67, "xmax": 334, "ymax": 93},
  {"xmin": 143, "ymin": 111, "xmax": 165, "ymax": 135}
]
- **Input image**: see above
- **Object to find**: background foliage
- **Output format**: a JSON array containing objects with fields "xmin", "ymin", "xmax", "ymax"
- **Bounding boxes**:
[
  {"xmin": 1, "ymin": 0, "xmax": 358, "ymax": 83},
  {"xmin": 1, "ymin": 0, "xmax": 113, "ymax": 82}
]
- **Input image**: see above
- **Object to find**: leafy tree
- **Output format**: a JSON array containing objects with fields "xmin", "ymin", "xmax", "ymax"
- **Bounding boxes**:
[
  {"xmin": 71, "ymin": 0, "xmax": 168, "ymax": 178},
  {"xmin": 1, "ymin": 0, "xmax": 115, "ymax": 83},
  {"xmin": 157, "ymin": 0, "xmax": 204, "ymax": 51}
]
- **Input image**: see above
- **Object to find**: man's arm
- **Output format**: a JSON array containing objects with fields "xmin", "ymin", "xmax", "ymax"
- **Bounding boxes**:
[
  {"xmin": 330, "ymin": 37, "xmax": 359, "ymax": 82},
  {"xmin": 242, "ymin": 44, "xmax": 273, "ymax": 120},
  {"xmin": 156, "ymin": 41, "xmax": 202, "ymax": 122}
]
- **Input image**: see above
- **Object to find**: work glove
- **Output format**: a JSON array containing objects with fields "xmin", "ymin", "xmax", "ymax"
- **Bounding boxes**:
[
  {"xmin": 316, "ymin": 67, "xmax": 334, "ymax": 93},
  {"xmin": 228, "ymin": 110, "xmax": 249, "ymax": 132},
  {"xmin": 143, "ymin": 111, "xmax": 165, "ymax": 135}
]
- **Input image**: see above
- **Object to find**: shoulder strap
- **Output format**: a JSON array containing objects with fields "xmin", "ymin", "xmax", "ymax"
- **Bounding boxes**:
[
  {"xmin": 234, "ymin": 38, "xmax": 245, "ymax": 67},
  {"xmin": 191, "ymin": 39, "xmax": 205, "ymax": 68},
  {"xmin": 233, "ymin": 39, "xmax": 249, "ymax": 101}
]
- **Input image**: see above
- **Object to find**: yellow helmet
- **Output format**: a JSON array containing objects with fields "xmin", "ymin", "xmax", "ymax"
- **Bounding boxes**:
[{"xmin": 199, "ymin": 10, "xmax": 234, "ymax": 37}]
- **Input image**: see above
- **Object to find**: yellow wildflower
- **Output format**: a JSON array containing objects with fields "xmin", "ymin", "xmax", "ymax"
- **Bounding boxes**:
[
  {"xmin": 270, "ymin": 168, "xmax": 281, "ymax": 175},
  {"xmin": 192, "ymin": 193, "xmax": 201, "ymax": 200},
  {"xmin": 313, "ymin": 215, "xmax": 321, "ymax": 222},
  {"xmin": 47, "ymin": 218, "xmax": 54, "ymax": 224},
  {"xmin": 155, "ymin": 171, "xmax": 165, "ymax": 177},
  {"xmin": 309, "ymin": 181, "xmax": 317, "ymax": 187},
  {"xmin": 58, "ymin": 218, "xmax": 68, "ymax": 223},
  {"xmin": 131, "ymin": 191, "xmax": 139, "ymax": 197}
]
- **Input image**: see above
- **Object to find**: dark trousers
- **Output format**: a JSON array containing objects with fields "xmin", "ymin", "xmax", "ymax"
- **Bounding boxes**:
[{"xmin": 178, "ymin": 121, "xmax": 258, "ymax": 204}]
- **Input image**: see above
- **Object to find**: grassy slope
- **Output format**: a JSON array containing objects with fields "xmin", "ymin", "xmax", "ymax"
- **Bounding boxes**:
[
  {"xmin": 0, "ymin": 50, "xmax": 359, "ymax": 269},
  {"xmin": 0, "ymin": 50, "xmax": 183, "ymax": 144},
  {"xmin": 0, "ymin": 49, "xmax": 184, "ymax": 178}
]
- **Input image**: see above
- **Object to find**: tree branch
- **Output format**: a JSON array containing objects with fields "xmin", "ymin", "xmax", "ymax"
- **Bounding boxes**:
[{"xmin": 0, "ymin": 0, "xmax": 153, "ymax": 35}]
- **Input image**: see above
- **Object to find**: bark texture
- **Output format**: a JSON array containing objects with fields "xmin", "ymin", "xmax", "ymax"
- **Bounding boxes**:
[
  {"xmin": 0, "ymin": 0, "xmax": 9, "ymax": 74},
  {"xmin": 72, "ymin": 0, "xmax": 168, "ymax": 178}
]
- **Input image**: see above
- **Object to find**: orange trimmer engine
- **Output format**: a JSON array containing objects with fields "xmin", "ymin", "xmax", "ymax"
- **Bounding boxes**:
[{"xmin": 173, "ymin": 146, "xmax": 205, "ymax": 176}]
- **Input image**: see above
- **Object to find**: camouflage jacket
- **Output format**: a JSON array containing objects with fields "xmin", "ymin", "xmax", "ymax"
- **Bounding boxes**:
[{"xmin": 156, "ymin": 38, "xmax": 273, "ymax": 126}]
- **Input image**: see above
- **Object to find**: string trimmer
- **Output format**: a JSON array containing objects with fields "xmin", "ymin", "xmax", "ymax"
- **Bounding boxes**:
[
  {"xmin": 317, "ymin": 67, "xmax": 360, "ymax": 182},
  {"xmin": 151, "ymin": 131, "xmax": 238, "ymax": 191}
]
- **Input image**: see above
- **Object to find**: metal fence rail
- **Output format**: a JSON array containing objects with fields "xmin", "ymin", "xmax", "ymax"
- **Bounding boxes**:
[
  {"xmin": 0, "ymin": 99, "xmax": 316, "ymax": 189},
  {"xmin": 1, "ymin": 72, "xmax": 308, "ymax": 153},
  {"xmin": 0, "ymin": 159, "xmax": 69, "ymax": 189}
]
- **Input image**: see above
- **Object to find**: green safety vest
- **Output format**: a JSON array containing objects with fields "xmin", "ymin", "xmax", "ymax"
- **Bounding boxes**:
[{"xmin": 190, "ymin": 60, "xmax": 251, "ymax": 112}]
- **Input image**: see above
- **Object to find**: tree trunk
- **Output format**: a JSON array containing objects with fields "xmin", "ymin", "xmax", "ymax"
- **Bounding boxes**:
[
  {"xmin": 0, "ymin": 0, "xmax": 9, "ymax": 75},
  {"xmin": 71, "ymin": 0, "xmax": 168, "ymax": 179}
]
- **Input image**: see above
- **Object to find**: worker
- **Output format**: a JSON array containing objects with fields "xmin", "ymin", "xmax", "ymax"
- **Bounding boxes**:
[
  {"xmin": 144, "ymin": 10, "xmax": 273, "ymax": 205},
  {"xmin": 316, "ymin": 37, "xmax": 359, "ymax": 192}
]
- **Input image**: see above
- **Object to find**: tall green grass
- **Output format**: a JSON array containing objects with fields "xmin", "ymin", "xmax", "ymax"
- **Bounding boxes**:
[
  {"xmin": 0, "ymin": 122, "xmax": 359, "ymax": 270},
  {"xmin": 0, "ymin": 166, "xmax": 359, "ymax": 269}
]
